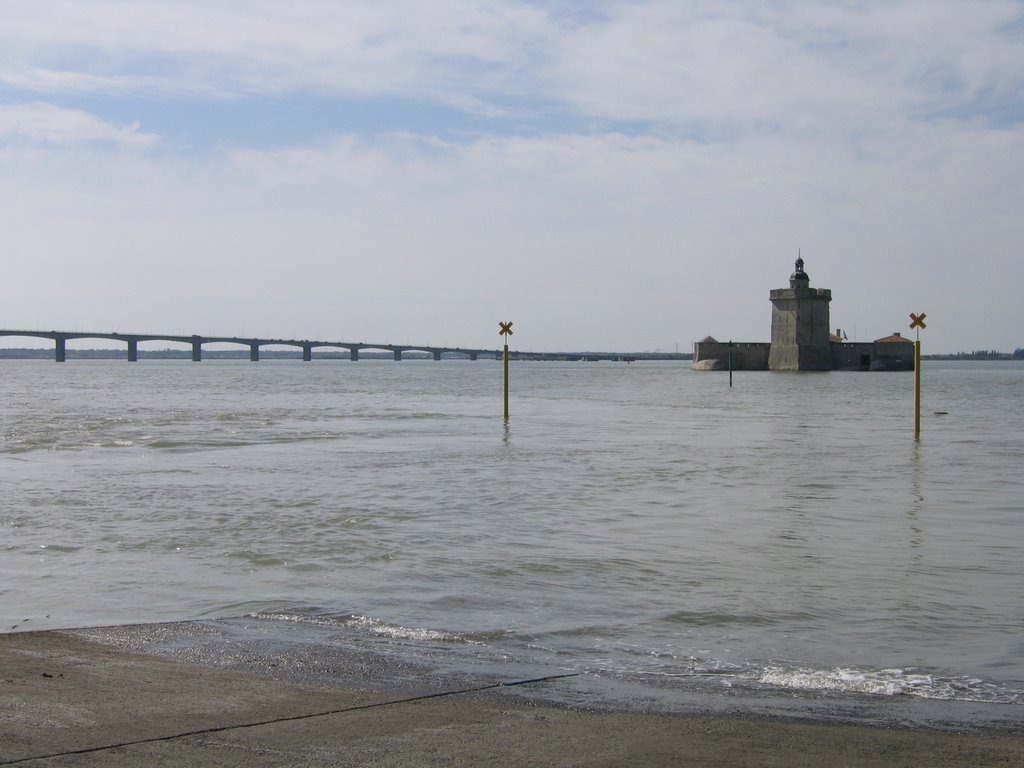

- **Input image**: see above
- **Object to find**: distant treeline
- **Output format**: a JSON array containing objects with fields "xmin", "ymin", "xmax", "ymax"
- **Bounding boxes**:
[{"xmin": 923, "ymin": 349, "xmax": 1024, "ymax": 360}]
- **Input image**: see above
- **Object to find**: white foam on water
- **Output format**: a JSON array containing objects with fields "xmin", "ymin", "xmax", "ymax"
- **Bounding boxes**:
[
  {"xmin": 345, "ymin": 614, "xmax": 480, "ymax": 644},
  {"xmin": 249, "ymin": 611, "xmax": 481, "ymax": 645},
  {"xmin": 754, "ymin": 665, "xmax": 1021, "ymax": 704}
]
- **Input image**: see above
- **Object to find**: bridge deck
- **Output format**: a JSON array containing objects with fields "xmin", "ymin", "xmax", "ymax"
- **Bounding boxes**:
[{"xmin": 0, "ymin": 329, "xmax": 689, "ymax": 363}]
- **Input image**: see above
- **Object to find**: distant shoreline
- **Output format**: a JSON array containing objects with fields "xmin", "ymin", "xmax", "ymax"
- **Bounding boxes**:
[
  {"xmin": 0, "ymin": 347, "xmax": 693, "ymax": 361},
  {"xmin": 0, "ymin": 347, "xmax": 1018, "ymax": 361},
  {"xmin": 922, "ymin": 354, "xmax": 1024, "ymax": 361}
]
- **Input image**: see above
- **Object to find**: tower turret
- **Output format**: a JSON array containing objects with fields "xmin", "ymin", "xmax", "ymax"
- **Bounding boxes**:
[{"xmin": 790, "ymin": 256, "xmax": 809, "ymax": 287}]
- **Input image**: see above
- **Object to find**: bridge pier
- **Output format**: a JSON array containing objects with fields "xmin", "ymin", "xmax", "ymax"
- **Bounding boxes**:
[
  {"xmin": 433, "ymin": 350, "xmax": 442, "ymax": 361},
  {"xmin": 470, "ymin": 352, "xmax": 478, "ymax": 361},
  {"xmin": 127, "ymin": 340, "xmax": 138, "ymax": 362},
  {"xmin": 393, "ymin": 349, "xmax": 402, "ymax": 361},
  {"xmin": 250, "ymin": 343, "xmax": 259, "ymax": 362},
  {"xmin": 191, "ymin": 339, "xmax": 202, "ymax": 362},
  {"xmin": 350, "ymin": 348, "xmax": 359, "ymax": 361},
  {"xmin": 55, "ymin": 337, "xmax": 66, "ymax": 363},
  {"xmin": 302, "ymin": 344, "xmax": 312, "ymax": 362}
]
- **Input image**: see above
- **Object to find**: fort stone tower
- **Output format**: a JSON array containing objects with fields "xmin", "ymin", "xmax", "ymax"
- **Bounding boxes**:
[{"xmin": 767, "ymin": 257, "xmax": 833, "ymax": 371}]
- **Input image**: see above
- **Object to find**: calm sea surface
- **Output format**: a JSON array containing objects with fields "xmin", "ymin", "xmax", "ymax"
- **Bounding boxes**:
[{"xmin": 2, "ymin": 359, "xmax": 1022, "ymax": 729}]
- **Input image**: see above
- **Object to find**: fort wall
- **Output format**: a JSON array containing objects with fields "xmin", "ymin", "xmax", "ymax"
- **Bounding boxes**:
[
  {"xmin": 692, "ymin": 338, "xmax": 914, "ymax": 371},
  {"xmin": 692, "ymin": 340, "xmax": 769, "ymax": 370}
]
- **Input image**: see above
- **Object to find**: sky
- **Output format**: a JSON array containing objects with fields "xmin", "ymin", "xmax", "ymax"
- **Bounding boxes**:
[{"xmin": 1, "ymin": 1, "xmax": 1022, "ymax": 354}]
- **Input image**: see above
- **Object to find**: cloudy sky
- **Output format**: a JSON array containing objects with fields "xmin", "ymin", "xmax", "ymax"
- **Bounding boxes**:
[{"xmin": 1, "ymin": 1, "xmax": 1022, "ymax": 354}]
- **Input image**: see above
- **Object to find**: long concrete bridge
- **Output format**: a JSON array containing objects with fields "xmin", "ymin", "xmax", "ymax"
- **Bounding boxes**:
[
  {"xmin": 0, "ymin": 329, "xmax": 501, "ymax": 363},
  {"xmin": 0, "ymin": 329, "xmax": 691, "ymax": 363}
]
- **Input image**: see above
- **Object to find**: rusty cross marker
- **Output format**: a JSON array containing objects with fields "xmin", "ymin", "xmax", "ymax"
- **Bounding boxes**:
[
  {"xmin": 909, "ymin": 312, "xmax": 927, "ymax": 330},
  {"xmin": 499, "ymin": 321, "xmax": 513, "ymax": 336}
]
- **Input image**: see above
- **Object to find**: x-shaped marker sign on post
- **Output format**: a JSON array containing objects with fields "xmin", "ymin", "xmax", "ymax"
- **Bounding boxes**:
[
  {"xmin": 499, "ymin": 322, "xmax": 514, "ymax": 336},
  {"xmin": 909, "ymin": 312, "xmax": 927, "ymax": 330}
]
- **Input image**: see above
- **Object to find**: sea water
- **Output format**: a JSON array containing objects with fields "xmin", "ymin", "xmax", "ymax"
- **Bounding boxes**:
[{"xmin": 2, "ymin": 359, "xmax": 1022, "ymax": 729}]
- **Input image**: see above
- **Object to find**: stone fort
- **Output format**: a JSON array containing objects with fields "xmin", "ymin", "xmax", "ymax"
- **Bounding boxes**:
[{"xmin": 692, "ymin": 257, "xmax": 914, "ymax": 371}]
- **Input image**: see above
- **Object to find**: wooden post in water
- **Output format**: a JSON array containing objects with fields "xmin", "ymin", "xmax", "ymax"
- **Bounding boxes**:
[
  {"xmin": 910, "ymin": 312, "xmax": 927, "ymax": 440},
  {"xmin": 499, "ymin": 321, "xmax": 514, "ymax": 421},
  {"xmin": 728, "ymin": 340, "xmax": 733, "ymax": 387},
  {"xmin": 914, "ymin": 338, "xmax": 921, "ymax": 439}
]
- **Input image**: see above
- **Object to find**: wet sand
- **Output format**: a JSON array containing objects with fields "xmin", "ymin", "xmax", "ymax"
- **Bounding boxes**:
[{"xmin": 2, "ymin": 630, "xmax": 1021, "ymax": 767}]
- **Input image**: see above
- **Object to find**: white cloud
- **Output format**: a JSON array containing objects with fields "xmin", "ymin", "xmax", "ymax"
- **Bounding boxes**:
[
  {"xmin": 553, "ymin": 0, "xmax": 1024, "ymax": 132},
  {"xmin": 2, "ymin": 1, "xmax": 1020, "ymax": 131},
  {"xmin": 0, "ymin": 0, "xmax": 552, "ymax": 100},
  {"xmin": 1, "ymin": 65, "xmax": 141, "ymax": 95},
  {"xmin": 0, "ymin": 102, "xmax": 156, "ymax": 145}
]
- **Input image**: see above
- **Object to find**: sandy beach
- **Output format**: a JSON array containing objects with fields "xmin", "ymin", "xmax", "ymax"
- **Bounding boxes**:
[{"xmin": 2, "ymin": 630, "xmax": 1021, "ymax": 767}]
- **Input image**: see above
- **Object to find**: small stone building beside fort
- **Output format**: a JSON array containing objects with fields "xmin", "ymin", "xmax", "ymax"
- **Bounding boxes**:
[{"xmin": 692, "ymin": 258, "xmax": 914, "ymax": 371}]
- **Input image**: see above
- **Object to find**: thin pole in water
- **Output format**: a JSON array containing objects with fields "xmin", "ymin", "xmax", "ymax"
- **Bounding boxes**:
[
  {"xmin": 914, "ymin": 337, "xmax": 921, "ymax": 438},
  {"xmin": 499, "ymin": 321, "xmax": 514, "ymax": 421},
  {"xmin": 728, "ymin": 340, "xmax": 733, "ymax": 387},
  {"xmin": 909, "ymin": 312, "xmax": 927, "ymax": 440}
]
